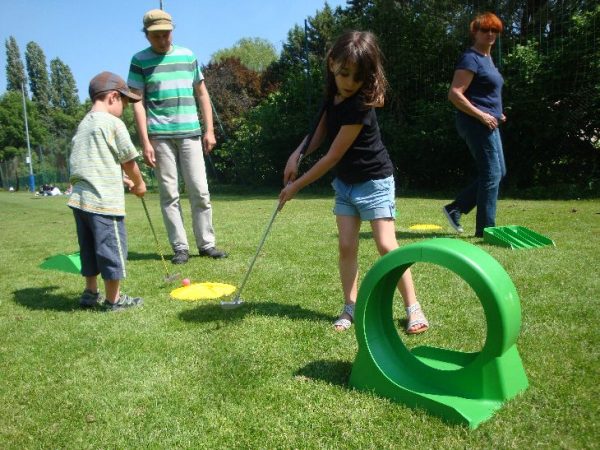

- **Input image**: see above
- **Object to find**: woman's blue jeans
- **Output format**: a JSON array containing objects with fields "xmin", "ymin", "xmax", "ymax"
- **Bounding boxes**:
[{"xmin": 453, "ymin": 113, "xmax": 506, "ymax": 235}]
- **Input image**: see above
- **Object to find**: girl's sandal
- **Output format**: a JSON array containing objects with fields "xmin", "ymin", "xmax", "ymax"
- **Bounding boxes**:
[
  {"xmin": 333, "ymin": 303, "xmax": 355, "ymax": 331},
  {"xmin": 405, "ymin": 302, "xmax": 429, "ymax": 334}
]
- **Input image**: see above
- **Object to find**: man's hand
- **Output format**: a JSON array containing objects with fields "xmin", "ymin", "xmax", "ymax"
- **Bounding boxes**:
[
  {"xmin": 143, "ymin": 142, "xmax": 156, "ymax": 168},
  {"xmin": 203, "ymin": 130, "xmax": 216, "ymax": 154}
]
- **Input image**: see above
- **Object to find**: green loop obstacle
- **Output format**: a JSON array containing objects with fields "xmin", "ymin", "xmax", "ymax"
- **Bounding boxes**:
[{"xmin": 349, "ymin": 238, "xmax": 528, "ymax": 429}]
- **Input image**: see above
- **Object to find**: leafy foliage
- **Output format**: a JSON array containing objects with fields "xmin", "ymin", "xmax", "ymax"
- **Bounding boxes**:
[
  {"xmin": 25, "ymin": 42, "xmax": 50, "ymax": 114},
  {"xmin": 4, "ymin": 37, "xmax": 27, "ymax": 95},
  {"xmin": 210, "ymin": 37, "xmax": 278, "ymax": 72}
]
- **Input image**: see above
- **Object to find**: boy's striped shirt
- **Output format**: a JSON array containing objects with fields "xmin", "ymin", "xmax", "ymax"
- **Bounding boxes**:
[{"xmin": 68, "ymin": 112, "xmax": 139, "ymax": 216}]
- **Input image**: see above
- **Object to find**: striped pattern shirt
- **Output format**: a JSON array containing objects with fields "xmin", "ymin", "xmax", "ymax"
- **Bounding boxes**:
[
  {"xmin": 128, "ymin": 45, "xmax": 203, "ymax": 138},
  {"xmin": 68, "ymin": 112, "xmax": 139, "ymax": 216}
]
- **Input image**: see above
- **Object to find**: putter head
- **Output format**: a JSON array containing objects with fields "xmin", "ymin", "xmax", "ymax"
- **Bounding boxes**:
[
  {"xmin": 164, "ymin": 273, "xmax": 181, "ymax": 283},
  {"xmin": 220, "ymin": 296, "xmax": 244, "ymax": 310}
]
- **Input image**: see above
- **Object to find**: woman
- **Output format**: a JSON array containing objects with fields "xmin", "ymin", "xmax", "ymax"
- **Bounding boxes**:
[{"xmin": 443, "ymin": 12, "xmax": 506, "ymax": 238}]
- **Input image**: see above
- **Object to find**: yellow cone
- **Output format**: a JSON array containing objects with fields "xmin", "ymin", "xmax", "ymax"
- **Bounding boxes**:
[
  {"xmin": 409, "ymin": 224, "xmax": 442, "ymax": 231},
  {"xmin": 170, "ymin": 282, "xmax": 236, "ymax": 301}
]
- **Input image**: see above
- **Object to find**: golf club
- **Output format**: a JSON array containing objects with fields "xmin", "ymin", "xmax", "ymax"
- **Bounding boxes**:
[
  {"xmin": 141, "ymin": 196, "xmax": 180, "ymax": 283},
  {"xmin": 220, "ymin": 200, "xmax": 281, "ymax": 309},
  {"xmin": 221, "ymin": 106, "xmax": 326, "ymax": 309}
]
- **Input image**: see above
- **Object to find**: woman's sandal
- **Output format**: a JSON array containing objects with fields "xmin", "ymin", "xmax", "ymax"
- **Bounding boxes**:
[
  {"xmin": 405, "ymin": 302, "xmax": 429, "ymax": 334},
  {"xmin": 333, "ymin": 303, "xmax": 355, "ymax": 331}
]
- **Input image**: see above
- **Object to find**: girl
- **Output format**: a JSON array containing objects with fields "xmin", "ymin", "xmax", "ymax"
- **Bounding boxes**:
[{"xmin": 278, "ymin": 31, "xmax": 428, "ymax": 333}]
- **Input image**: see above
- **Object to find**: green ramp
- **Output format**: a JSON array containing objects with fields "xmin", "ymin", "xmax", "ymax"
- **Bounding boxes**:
[
  {"xmin": 349, "ymin": 238, "xmax": 528, "ymax": 429},
  {"xmin": 483, "ymin": 225, "xmax": 555, "ymax": 249},
  {"xmin": 39, "ymin": 252, "xmax": 82, "ymax": 275}
]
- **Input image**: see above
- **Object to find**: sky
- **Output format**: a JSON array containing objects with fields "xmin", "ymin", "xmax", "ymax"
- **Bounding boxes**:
[{"xmin": 0, "ymin": 0, "xmax": 347, "ymax": 101}]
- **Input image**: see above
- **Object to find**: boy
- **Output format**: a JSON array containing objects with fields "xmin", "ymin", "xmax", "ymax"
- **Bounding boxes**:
[{"xmin": 68, "ymin": 71, "xmax": 147, "ymax": 311}]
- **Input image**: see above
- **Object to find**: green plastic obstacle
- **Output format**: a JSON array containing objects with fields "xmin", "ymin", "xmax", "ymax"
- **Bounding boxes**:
[
  {"xmin": 39, "ymin": 252, "xmax": 82, "ymax": 275},
  {"xmin": 483, "ymin": 225, "xmax": 555, "ymax": 249},
  {"xmin": 349, "ymin": 238, "xmax": 528, "ymax": 429}
]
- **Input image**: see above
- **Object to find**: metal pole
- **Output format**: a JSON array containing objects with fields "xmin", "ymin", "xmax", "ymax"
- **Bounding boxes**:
[{"xmin": 21, "ymin": 83, "xmax": 35, "ymax": 192}]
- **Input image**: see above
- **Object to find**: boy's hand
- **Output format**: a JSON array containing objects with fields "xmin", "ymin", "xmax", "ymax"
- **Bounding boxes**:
[
  {"xmin": 123, "ymin": 176, "xmax": 135, "ymax": 190},
  {"xmin": 130, "ymin": 181, "xmax": 147, "ymax": 198}
]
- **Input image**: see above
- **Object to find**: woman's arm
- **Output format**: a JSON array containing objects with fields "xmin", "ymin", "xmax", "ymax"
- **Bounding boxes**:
[{"xmin": 448, "ymin": 69, "xmax": 499, "ymax": 130}]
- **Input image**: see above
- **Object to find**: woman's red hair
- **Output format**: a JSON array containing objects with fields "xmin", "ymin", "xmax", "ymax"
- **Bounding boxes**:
[{"xmin": 470, "ymin": 12, "xmax": 503, "ymax": 36}]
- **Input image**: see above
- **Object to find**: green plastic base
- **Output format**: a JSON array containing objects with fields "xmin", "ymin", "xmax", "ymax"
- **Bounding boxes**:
[
  {"xmin": 350, "ymin": 344, "xmax": 528, "ymax": 428},
  {"xmin": 483, "ymin": 225, "xmax": 555, "ymax": 249},
  {"xmin": 39, "ymin": 252, "xmax": 81, "ymax": 274},
  {"xmin": 349, "ymin": 238, "xmax": 528, "ymax": 429}
]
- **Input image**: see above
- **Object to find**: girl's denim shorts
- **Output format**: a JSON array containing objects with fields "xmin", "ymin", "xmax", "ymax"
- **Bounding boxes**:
[{"xmin": 332, "ymin": 175, "xmax": 396, "ymax": 220}]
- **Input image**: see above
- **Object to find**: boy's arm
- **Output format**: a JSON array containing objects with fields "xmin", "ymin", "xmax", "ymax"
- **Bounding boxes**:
[
  {"xmin": 121, "ymin": 159, "xmax": 146, "ymax": 198},
  {"xmin": 194, "ymin": 81, "xmax": 216, "ymax": 154}
]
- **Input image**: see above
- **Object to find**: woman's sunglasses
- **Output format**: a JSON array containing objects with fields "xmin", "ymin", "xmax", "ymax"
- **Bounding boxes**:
[{"xmin": 479, "ymin": 27, "xmax": 500, "ymax": 34}]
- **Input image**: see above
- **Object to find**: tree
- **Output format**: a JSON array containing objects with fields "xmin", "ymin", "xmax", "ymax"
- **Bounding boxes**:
[
  {"xmin": 5, "ymin": 37, "xmax": 27, "ymax": 95},
  {"xmin": 25, "ymin": 41, "xmax": 50, "ymax": 113},
  {"xmin": 49, "ymin": 58, "xmax": 79, "ymax": 114},
  {"xmin": 210, "ymin": 37, "xmax": 278, "ymax": 72},
  {"xmin": 0, "ymin": 91, "xmax": 47, "ymax": 189}
]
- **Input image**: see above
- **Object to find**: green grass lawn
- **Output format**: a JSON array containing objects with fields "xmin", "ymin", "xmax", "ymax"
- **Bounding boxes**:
[{"xmin": 1, "ymin": 190, "xmax": 598, "ymax": 448}]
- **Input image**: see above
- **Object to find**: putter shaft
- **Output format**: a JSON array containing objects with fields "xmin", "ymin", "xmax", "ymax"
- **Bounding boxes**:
[
  {"xmin": 141, "ymin": 197, "xmax": 178, "ymax": 282},
  {"xmin": 221, "ymin": 201, "xmax": 280, "ymax": 308}
]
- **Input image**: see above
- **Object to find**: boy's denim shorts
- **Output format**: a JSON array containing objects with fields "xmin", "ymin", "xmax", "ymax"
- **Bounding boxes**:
[
  {"xmin": 332, "ymin": 175, "xmax": 397, "ymax": 221},
  {"xmin": 71, "ymin": 208, "xmax": 127, "ymax": 280}
]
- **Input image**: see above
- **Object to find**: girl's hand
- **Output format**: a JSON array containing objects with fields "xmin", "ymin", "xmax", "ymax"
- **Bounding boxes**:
[
  {"xmin": 283, "ymin": 152, "xmax": 300, "ymax": 185},
  {"xmin": 278, "ymin": 181, "xmax": 300, "ymax": 210}
]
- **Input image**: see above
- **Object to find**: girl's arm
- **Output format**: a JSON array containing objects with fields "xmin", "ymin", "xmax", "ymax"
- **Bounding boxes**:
[
  {"xmin": 279, "ymin": 123, "xmax": 363, "ymax": 208},
  {"xmin": 283, "ymin": 113, "xmax": 328, "ymax": 185},
  {"xmin": 448, "ymin": 69, "xmax": 499, "ymax": 130}
]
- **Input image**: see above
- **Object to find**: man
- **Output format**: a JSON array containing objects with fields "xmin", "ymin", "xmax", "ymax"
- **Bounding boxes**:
[{"xmin": 128, "ymin": 9, "xmax": 227, "ymax": 265}]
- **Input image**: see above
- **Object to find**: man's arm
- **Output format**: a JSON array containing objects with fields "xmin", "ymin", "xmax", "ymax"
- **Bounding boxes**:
[
  {"xmin": 194, "ymin": 81, "xmax": 216, "ymax": 154},
  {"xmin": 130, "ymin": 88, "xmax": 156, "ymax": 167}
]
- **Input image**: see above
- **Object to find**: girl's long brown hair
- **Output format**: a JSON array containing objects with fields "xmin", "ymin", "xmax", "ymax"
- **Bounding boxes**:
[{"xmin": 325, "ymin": 31, "xmax": 388, "ymax": 108}]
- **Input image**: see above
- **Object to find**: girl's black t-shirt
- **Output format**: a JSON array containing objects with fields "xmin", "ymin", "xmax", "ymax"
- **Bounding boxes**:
[{"xmin": 325, "ymin": 94, "xmax": 394, "ymax": 184}]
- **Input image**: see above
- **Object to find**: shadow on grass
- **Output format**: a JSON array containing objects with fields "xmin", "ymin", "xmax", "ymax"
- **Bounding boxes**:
[
  {"xmin": 358, "ymin": 230, "xmax": 453, "ymax": 240},
  {"xmin": 179, "ymin": 300, "xmax": 333, "ymax": 324},
  {"xmin": 128, "ymin": 251, "xmax": 165, "ymax": 262},
  {"xmin": 13, "ymin": 285, "xmax": 84, "ymax": 312},
  {"xmin": 294, "ymin": 359, "xmax": 352, "ymax": 387}
]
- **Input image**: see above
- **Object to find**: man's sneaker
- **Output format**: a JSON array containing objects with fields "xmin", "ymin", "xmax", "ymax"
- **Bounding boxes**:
[
  {"xmin": 104, "ymin": 294, "xmax": 143, "ymax": 312},
  {"xmin": 199, "ymin": 247, "xmax": 228, "ymax": 259},
  {"xmin": 79, "ymin": 289, "xmax": 104, "ymax": 308},
  {"xmin": 171, "ymin": 249, "xmax": 189, "ymax": 265},
  {"xmin": 442, "ymin": 204, "xmax": 464, "ymax": 233}
]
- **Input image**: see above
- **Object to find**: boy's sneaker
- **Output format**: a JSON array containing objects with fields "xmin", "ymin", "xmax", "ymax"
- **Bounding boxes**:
[
  {"xmin": 199, "ymin": 247, "xmax": 228, "ymax": 259},
  {"xmin": 104, "ymin": 294, "xmax": 143, "ymax": 312},
  {"xmin": 171, "ymin": 249, "xmax": 189, "ymax": 265},
  {"xmin": 442, "ymin": 204, "xmax": 464, "ymax": 233},
  {"xmin": 79, "ymin": 289, "xmax": 104, "ymax": 308}
]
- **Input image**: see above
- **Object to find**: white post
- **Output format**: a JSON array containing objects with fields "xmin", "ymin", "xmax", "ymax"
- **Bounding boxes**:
[{"xmin": 21, "ymin": 83, "xmax": 35, "ymax": 192}]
